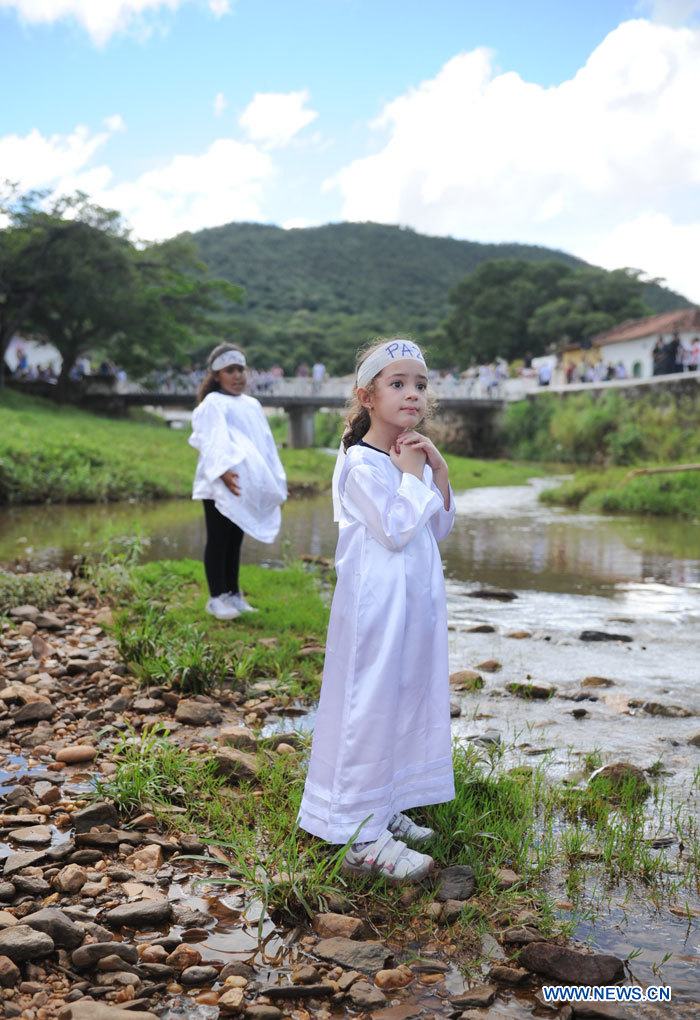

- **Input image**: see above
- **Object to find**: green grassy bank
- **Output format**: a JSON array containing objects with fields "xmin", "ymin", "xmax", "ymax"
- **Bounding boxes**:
[
  {"xmin": 502, "ymin": 389, "xmax": 700, "ymax": 518},
  {"xmin": 1, "ymin": 390, "xmax": 543, "ymax": 505}
]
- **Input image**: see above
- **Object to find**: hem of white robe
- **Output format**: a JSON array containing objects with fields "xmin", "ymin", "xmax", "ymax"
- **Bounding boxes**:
[{"xmin": 297, "ymin": 765, "xmax": 455, "ymax": 845}]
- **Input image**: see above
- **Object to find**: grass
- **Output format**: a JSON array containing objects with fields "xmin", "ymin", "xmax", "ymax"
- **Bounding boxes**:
[
  {"xmin": 0, "ymin": 567, "xmax": 69, "ymax": 614},
  {"xmin": 540, "ymin": 468, "xmax": 700, "ymax": 519}
]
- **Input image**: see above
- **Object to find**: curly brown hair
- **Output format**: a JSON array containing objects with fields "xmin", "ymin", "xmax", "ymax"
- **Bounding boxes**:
[
  {"xmin": 342, "ymin": 337, "xmax": 435, "ymax": 450},
  {"xmin": 196, "ymin": 343, "xmax": 246, "ymax": 405}
]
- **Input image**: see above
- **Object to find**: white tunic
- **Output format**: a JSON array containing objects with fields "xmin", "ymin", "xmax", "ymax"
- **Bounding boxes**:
[
  {"xmin": 190, "ymin": 391, "xmax": 287, "ymax": 544},
  {"xmin": 298, "ymin": 443, "xmax": 456, "ymax": 845}
]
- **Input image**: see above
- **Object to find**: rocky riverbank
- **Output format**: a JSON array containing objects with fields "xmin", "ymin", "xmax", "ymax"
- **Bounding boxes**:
[{"xmin": 1, "ymin": 576, "xmax": 698, "ymax": 1020}]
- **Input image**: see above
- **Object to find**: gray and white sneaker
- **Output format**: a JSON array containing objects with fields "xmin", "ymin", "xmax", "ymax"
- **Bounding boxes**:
[
  {"xmin": 388, "ymin": 811, "xmax": 435, "ymax": 846},
  {"xmin": 224, "ymin": 592, "xmax": 257, "ymax": 614},
  {"xmin": 342, "ymin": 829, "xmax": 435, "ymax": 884},
  {"xmin": 206, "ymin": 596, "xmax": 240, "ymax": 620}
]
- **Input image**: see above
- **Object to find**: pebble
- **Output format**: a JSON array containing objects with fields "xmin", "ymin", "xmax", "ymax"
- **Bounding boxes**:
[{"xmin": 55, "ymin": 746, "xmax": 97, "ymax": 764}]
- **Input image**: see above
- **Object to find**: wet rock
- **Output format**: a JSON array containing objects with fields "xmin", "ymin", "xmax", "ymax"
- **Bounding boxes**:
[
  {"xmin": 246, "ymin": 1007, "xmax": 283, "ymax": 1020},
  {"xmin": 468, "ymin": 729, "xmax": 501, "ymax": 748},
  {"xmin": 72, "ymin": 943, "xmax": 138, "ymax": 969},
  {"xmin": 501, "ymin": 925, "xmax": 542, "ymax": 944},
  {"xmin": 171, "ymin": 905, "xmax": 211, "ymax": 928},
  {"xmin": 468, "ymin": 624, "xmax": 496, "ymax": 633},
  {"xmin": 22, "ymin": 907, "xmax": 84, "ymax": 950},
  {"xmin": 506, "ymin": 630, "xmax": 531, "ymax": 639},
  {"xmin": 212, "ymin": 747, "xmax": 260, "ymax": 782},
  {"xmin": 312, "ymin": 912, "xmax": 366, "ymax": 940},
  {"xmin": 175, "ymin": 700, "xmax": 222, "ymax": 726},
  {"xmin": 450, "ymin": 984, "xmax": 496, "ymax": 1008},
  {"xmin": 469, "ymin": 588, "xmax": 517, "ymax": 601},
  {"xmin": 572, "ymin": 708, "xmax": 588, "ymax": 719},
  {"xmin": 639, "ymin": 701, "xmax": 693, "ymax": 719},
  {"xmin": 314, "ymin": 936, "xmax": 393, "ymax": 974},
  {"xmin": 449, "ymin": 670, "xmax": 484, "ymax": 692},
  {"xmin": 581, "ymin": 677, "xmax": 615, "ymax": 688},
  {"xmin": 12, "ymin": 701, "xmax": 55, "ymax": 724},
  {"xmin": 506, "ymin": 682, "xmax": 556, "ymax": 699},
  {"xmin": 374, "ymin": 965, "xmax": 414, "ymax": 990},
  {"xmin": 54, "ymin": 864, "xmax": 88, "ymax": 894},
  {"xmin": 220, "ymin": 962, "xmax": 255, "ymax": 982},
  {"xmin": 0, "ymin": 924, "xmax": 54, "ymax": 961},
  {"xmin": 180, "ymin": 965, "xmax": 218, "ymax": 985},
  {"xmin": 56, "ymin": 746, "xmax": 97, "ymax": 764},
  {"xmin": 166, "ymin": 944, "xmax": 202, "ymax": 971},
  {"xmin": 450, "ymin": 701, "xmax": 462, "ymax": 717},
  {"xmin": 76, "ymin": 829, "xmax": 141, "ymax": 849},
  {"xmin": 34, "ymin": 781, "xmax": 61, "ymax": 805},
  {"xmin": 520, "ymin": 941, "xmax": 624, "ymax": 985},
  {"xmin": 476, "ymin": 659, "xmax": 501, "ymax": 672},
  {"xmin": 588, "ymin": 764, "xmax": 650, "ymax": 801},
  {"xmin": 8, "ymin": 824, "xmax": 53, "ymax": 845},
  {"xmin": 3, "ymin": 849, "xmax": 48, "ymax": 876},
  {"xmin": 126, "ymin": 845, "xmax": 164, "ymax": 872},
  {"xmin": 219, "ymin": 986, "xmax": 246, "ymax": 1013},
  {"xmin": 0, "ymin": 955, "xmax": 21, "ymax": 987},
  {"xmin": 579, "ymin": 630, "xmax": 631, "ymax": 643},
  {"xmin": 218, "ymin": 725, "xmax": 257, "ymax": 751},
  {"xmin": 291, "ymin": 964, "xmax": 320, "ymax": 984},
  {"xmin": 58, "ymin": 1004, "xmax": 158, "ymax": 1020},
  {"xmin": 371, "ymin": 1005, "xmax": 424, "ymax": 1020},
  {"xmin": 72, "ymin": 802, "xmax": 119, "ymax": 832},
  {"xmin": 689, "ymin": 732, "xmax": 700, "ymax": 748},
  {"xmin": 103, "ymin": 898, "xmax": 172, "ymax": 930},
  {"xmin": 489, "ymin": 965, "xmax": 527, "ymax": 983},
  {"xmin": 435, "ymin": 865, "xmax": 475, "ymax": 902},
  {"xmin": 348, "ymin": 979, "xmax": 387, "ymax": 1009}
]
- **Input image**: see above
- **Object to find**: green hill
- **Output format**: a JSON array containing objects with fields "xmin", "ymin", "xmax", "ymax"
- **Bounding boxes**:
[{"xmin": 188, "ymin": 221, "xmax": 690, "ymax": 373}]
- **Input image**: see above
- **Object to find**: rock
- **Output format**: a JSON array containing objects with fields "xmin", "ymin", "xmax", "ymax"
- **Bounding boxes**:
[
  {"xmin": 166, "ymin": 944, "xmax": 202, "ymax": 971},
  {"xmin": 435, "ymin": 865, "xmax": 476, "ymax": 902},
  {"xmin": 312, "ymin": 912, "xmax": 366, "ymax": 940},
  {"xmin": 579, "ymin": 630, "xmax": 631, "ymax": 643},
  {"xmin": 246, "ymin": 1007, "xmax": 283, "ymax": 1020},
  {"xmin": 501, "ymin": 925, "xmax": 542, "ymax": 944},
  {"xmin": 218, "ymin": 725, "xmax": 257, "ymax": 751},
  {"xmin": 495, "ymin": 868, "xmax": 520, "ymax": 889},
  {"xmin": 506, "ymin": 682, "xmax": 556, "ymax": 699},
  {"xmin": 219, "ymin": 986, "xmax": 246, "ymax": 1013},
  {"xmin": 12, "ymin": 701, "xmax": 55, "ymax": 724},
  {"xmin": 8, "ymin": 824, "xmax": 53, "ymax": 845},
  {"xmin": 275, "ymin": 742, "xmax": 296, "ymax": 754},
  {"xmin": 59, "ymin": 1004, "xmax": 158, "ymax": 1020},
  {"xmin": 175, "ymin": 700, "xmax": 223, "ymax": 726},
  {"xmin": 450, "ymin": 701, "xmax": 462, "ymax": 717},
  {"xmin": 581, "ymin": 677, "xmax": 615, "ymax": 688},
  {"xmin": 291, "ymin": 965, "xmax": 320, "ymax": 984},
  {"xmin": 440, "ymin": 899, "xmax": 465, "ymax": 924},
  {"xmin": 572, "ymin": 708, "xmax": 588, "ymax": 720},
  {"xmin": 489, "ymin": 965, "xmax": 527, "ymax": 983},
  {"xmin": 180, "ymin": 965, "xmax": 218, "ymax": 985},
  {"xmin": 72, "ymin": 943, "xmax": 138, "ymax": 969},
  {"xmin": 54, "ymin": 864, "xmax": 88, "ymax": 894},
  {"xmin": 103, "ymin": 898, "xmax": 172, "ymax": 929},
  {"xmin": 449, "ymin": 670, "xmax": 484, "ymax": 692},
  {"xmin": 3, "ymin": 849, "xmax": 48, "ymax": 876},
  {"xmin": 450, "ymin": 984, "xmax": 496, "ymax": 1007},
  {"xmin": 9, "ymin": 605, "xmax": 39, "ymax": 622},
  {"xmin": 56, "ymin": 746, "xmax": 97, "ymax": 764},
  {"xmin": 476, "ymin": 659, "xmax": 501, "ymax": 672},
  {"xmin": 520, "ymin": 942, "xmax": 624, "ymax": 985},
  {"xmin": 469, "ymin": 588, "xmax": 517, "ymax": 601},
  {"xmin": 133, "ymin": 698, "xmax": 164, "ymax": 715},
  {"xmin": 314, "ymin": 936, "xmax": 393, "ymax": 974},
  {"xmin": 260, "ymin": 983, "xmax": 335, "ymax": 1001},
  {"xmin": 0, "ymin": 911, "xmax": 17, "ymax": 929},
  {"xmin": 506, "ymin": 630, "xmax": 531, "ymax": 639},
  {"xmin": 34, "ymin": 781, "xmax": 61, "ymax": 805},
  {"xmin": 126, "ymin": 845, "xmax": 164, "ymax": 872},
  {"xmin": 212, "ymin": 747, "xmax": 260, "ymax": 782},
  {"xmin": 689, "ymin": 732, "xmax": 700, "ymax": 748},
  {"xmin": 35, "ymin": 611, "xmax": 63, "ymax": 630},
  {"xmin": 640, "ymin": 701, "xmax": 693, "ymax": 718},
  {"xmin": 348, "ymin": 980, "xmax": 387, "ymax": 1009},
  {"xmin": 11, "ymin": 875, "xmax": 50, "ymax": 896},
  {"xmin": 371, "ymin": 1005, "xmax": 424, "ymax": 1020},
  {"xmin": 374, "ymin": 966, "xmax": 414, "ymax": 990},
  {"xmin": 72, "ymin": 802, "xmax": 119, "ymax": 832},
  {"xmin": 22, "ymin": 908, "xmax": 84, "ymax": 950},
  {"xmin": 0, "ymin": 924, "xmax": 54, "ymax": 962},
  {"xmin": 588, "ymin": 763, "xmax": 651, "ymax": 801},
  {"xmin": 468, "ymin": 623, "xmax": 496, "ymax": 633},
  {"xmin": 0, "ymin": 954, "xmax": 21, "ymax": 987},
  {"xmin": 0, "ymin": 883, "xmax": 15, "ymax": 902}
]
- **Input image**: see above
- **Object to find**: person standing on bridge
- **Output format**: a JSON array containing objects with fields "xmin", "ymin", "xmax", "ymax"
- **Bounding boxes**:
[
  {"xmin": 190, "ymin": 343, "xmax": 287, "ymax": 620},
  {"xmin": 298, "ymin": 337, "xmax": 455, "ymax": 882}
]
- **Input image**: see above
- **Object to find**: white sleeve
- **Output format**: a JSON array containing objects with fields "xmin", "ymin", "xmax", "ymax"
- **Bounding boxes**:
[
  {"xmin": 429, "ymin": 482, "xmax": 456, "ymax": 541},
  {"xmin": 189, "ymin": 399, "xmax": 244, "ymax": 484},
  {"xmin": 342, "ymin": 464, "xmax": 443, "ymax": 551},
  {"xmin": 257, "ymin": 402, "xmax": 288, "ymax": 500}
]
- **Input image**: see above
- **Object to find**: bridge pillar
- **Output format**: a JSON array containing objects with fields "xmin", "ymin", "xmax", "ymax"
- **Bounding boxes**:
[{"xmin": 286, "ymin": 406, "xmax": 316, "ymax": 448}]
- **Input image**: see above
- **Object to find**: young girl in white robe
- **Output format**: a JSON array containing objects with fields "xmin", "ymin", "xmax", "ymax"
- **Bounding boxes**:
[
  {"xmin": 190, "ymin": 344, "xmax": 287, "ymax": 620},
  {"xmin": 298, "ymin": 338, "xmax": 455, "ymax": 882}
]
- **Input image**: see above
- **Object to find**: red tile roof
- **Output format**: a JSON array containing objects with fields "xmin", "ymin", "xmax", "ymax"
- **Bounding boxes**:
[{"xmin": 592, "ymin": 308, "xmax": 700, "ymax": 347}]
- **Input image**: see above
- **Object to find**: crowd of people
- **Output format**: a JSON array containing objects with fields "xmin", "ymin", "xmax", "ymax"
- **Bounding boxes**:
[{"xmin": 652, "ymin": 331, "xmax": 700, "ymax": 375}]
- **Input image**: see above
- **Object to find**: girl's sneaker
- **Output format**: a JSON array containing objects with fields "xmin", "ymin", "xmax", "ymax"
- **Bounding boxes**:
[
  {"xmin": 206, "ymin": 596, "xmax": 240, "ymax": 620},
  {"xmin": 388, "ymin": 811, "xmax": 435, "ymax": 846},
  {"xmin": 341, "ymin": 829, "xmax": 435, "ymax": 883},
  {"xmin": 224, "ymin": 592, "xmax": 257, "ymax": 614}
]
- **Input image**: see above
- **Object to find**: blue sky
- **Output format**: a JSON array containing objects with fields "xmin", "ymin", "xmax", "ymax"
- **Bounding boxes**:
[{"xmin": 1, "ymin": 0, "xmax": 699, "ymax": 299}]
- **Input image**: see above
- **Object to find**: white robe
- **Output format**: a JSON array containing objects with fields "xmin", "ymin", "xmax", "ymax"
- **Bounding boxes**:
[
  {"xmin": 190, "ymin": 391, "xmax": 287, "ymax": 544},
  {"xmin": 298, "ymin": 443, "xmax": 456, "ymax": 845}
]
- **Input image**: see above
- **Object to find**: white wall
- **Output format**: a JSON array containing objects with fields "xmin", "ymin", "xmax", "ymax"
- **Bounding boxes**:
[
  {"xmin": 4, "ymin": 335, "xmax": 62, "ymax": 372},
  {"xmin": 596, "ymin": 331, "xmax": 698, "ymax": 378}
]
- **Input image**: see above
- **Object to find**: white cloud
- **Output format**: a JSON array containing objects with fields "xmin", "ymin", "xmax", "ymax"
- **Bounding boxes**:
[
  {"xmin": 239, "ymin": 90, "xmax": 318, "ymax": 149},
  {"xmin": 0, "ymin": 0, "xmax": 231, "ymax": 45},
  {"xmin": 326, "ymin": 19, "xmax": 700, "ymax": 302},
  {"xmin": 213, "ymin": 91, "xmax": 227, "ymax": 117},
  {"xmin": 98, "ymin": 138, "xmax": 274, "ymax": 239},
  {"xmin": 0, "ymin": 122, "xmax": 116, "ymax": 192},
  {"xmin": 641, "ymin": 1, "xmax": 700, "ymax": 25},
  {"xmin": 104, "ymin": 113, "xmax": 126, "ymax": 132}
]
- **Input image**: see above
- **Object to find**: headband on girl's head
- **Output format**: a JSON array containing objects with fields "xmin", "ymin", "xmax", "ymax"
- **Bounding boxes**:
[
  {"xmin": 211, "ymin": 350, "xmax": 246, "ymax": 372},
  {"xmin": 356, "ymin": 340, "xmax": 426, "ymax": 389}
]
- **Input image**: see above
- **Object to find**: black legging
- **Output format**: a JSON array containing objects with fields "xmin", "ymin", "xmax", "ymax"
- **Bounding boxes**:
[{"xmin": 202, "ymin": 500, "xmax": 244, "ymax": 597}]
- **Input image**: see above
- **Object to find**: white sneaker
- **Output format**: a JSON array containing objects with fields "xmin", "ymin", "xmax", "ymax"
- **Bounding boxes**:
[
  {"xmin": 224, "ymin": 592, "xmax": 257, "ymax": 614},
  {"xmin": 388, "ymin": 811, "xmax": 435, "ymax": 846},
  {"xmin": 206, "ymin": 596, "xmax": 240, "ymax": 620},
  {"xmin": 342, "ymin": 829, "xmax": 435, "ymax": 884}
]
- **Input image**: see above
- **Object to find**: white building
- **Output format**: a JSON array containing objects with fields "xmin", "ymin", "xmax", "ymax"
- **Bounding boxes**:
[
  {"xmin": 4, "ymin": 334, "xmax": 62, "ymax": 374},
  {"xmin": 592, "ymin": 308, "xmax": 700, "ymax": 379}
]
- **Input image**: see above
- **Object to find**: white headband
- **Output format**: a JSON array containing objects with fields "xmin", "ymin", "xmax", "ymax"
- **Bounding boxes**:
[
  {"xmin": 356, "ymin": 340, "xmax": 426, "ymax": 389},
  {"xmin": 211, "ymin": 350, "xmax": 246, "ymax": 372}
]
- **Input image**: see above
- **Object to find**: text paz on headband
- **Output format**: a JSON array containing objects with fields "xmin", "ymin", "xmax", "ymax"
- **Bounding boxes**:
[
  {"xmin": 212, "ymin": 350, "xmax": 247, "ymax": 372},
  {"xmin": 356, "ymin": 340, "xmax": 426, "ymax": 389}
]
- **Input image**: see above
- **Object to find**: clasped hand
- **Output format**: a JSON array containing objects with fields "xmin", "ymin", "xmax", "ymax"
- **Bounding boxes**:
[{"xmin": 390, "ymin": 431, "xmax": 447, "ymax": 478}]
